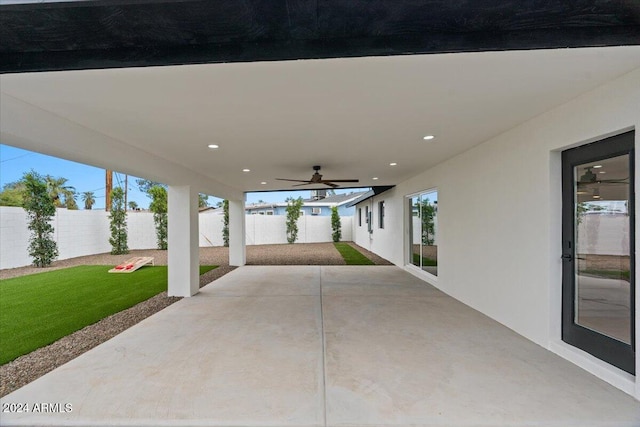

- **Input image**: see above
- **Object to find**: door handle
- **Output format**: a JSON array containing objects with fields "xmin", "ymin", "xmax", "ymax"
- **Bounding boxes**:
[{"xmin": 561, "ymin": 254, "xmax": 573, "ymax": 261}]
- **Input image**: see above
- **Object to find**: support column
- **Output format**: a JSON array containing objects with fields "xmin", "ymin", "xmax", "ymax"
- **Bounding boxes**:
[
  {"xmin": 229, "ymin": 197, "xmax": 246, "ymax": 266},
  {"xmin": 168, "ymin": 185, "xmax": 199, "ymax": 297}
]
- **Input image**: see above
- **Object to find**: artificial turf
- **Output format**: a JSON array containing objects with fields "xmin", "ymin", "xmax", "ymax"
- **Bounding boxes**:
[
  {"xmin": 334, "ymin": 243, "xmax": 375, "ymax": 265},
  {"xmin": 0, "ymin": 265, "xmax": 217, "ymax": 365}
]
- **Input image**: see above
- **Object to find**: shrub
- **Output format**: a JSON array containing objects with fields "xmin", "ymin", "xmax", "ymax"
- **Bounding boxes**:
[
  {"xmin": 222, "ymin": 199, "xmax": 229, "ymax": 247},
  {"xmin": 22, "ymin": 171, "xmax": 58, "ymax": 267},
  {"xmin": 148, "ymin": 185, "xmax": 168, "ymax": 250},
  {"xmin": 285, "ymin": 197, "xmax": 304, "ymax": 243},
  {"xmin": 108, "ymin": 187, "xmax": 129, "ymax": 254},
  {"xmin": 331, "ymin": 206, "xmax": 342, "ymax": 242}
]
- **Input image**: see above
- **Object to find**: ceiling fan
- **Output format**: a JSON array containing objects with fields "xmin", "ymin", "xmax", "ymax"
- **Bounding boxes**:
[{"xmin": 276, "ymin": 165, "xmax": 359, "ymax": 188}]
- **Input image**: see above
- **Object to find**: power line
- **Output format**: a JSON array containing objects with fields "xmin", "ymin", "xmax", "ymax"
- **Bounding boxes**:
[{"xmin": 0, "ymin": 153, "xmax": 35, "ymax": 163}]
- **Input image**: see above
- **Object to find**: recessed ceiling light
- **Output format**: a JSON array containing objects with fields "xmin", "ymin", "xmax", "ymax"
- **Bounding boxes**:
[
  {"xmin": 389, "ymin": 162, "xmax": 397, "ymax": 166},
  {"xmin": 593, "ymin": 195, "xmax": 601, "ymax": 199},
  {"xmin": 260, "ymin": 181, "xmax": 267, "ymax": 185},
  {"xmin": 242, "ymin": 169, "xmax": 250, "ymax": 172},
  {"xmin": 207, "ymin": 144, "xmax": 219, "ymax": 149},
  {"xmin": 599, "ymin": 171, "xmax": 606, "ymax": 174},
  {"xmin": 423, "ymin": 135, "xmax": 435, "ymax": 140},
  {"xmin": 372, "ymin": 177, "xmax": 379, "ymax": 180},
  {"xmin": 593, "ymin": 165, "xmax": 602, "ymax": 168}
]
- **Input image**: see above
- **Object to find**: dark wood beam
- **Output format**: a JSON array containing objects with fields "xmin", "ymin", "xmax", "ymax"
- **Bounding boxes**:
[{"xmin": 1, "ymin": 0, "xmax": 639, "ymax": 73}]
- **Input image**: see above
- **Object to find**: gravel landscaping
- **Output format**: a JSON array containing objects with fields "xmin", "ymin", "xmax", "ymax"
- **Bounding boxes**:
[{"xmin": 0, "ymin": 242, "xmax": 389, "ymax": 397}]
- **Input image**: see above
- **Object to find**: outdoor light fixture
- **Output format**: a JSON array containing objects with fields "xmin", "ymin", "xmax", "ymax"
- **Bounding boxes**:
[
  {"xmin": 260, "ymin": 182, "xmax": 267, "ymax": 185},
  {"xmin": 242, "ymin": 169, "xmax": 250, "ymax": 172},
  {"xmin": 593, "ymin": 165, "xmax": 602, "ymax": 168},
  {"xmin": 423, "ymin": 135, "xmax": 435, "ymax": 140},
  {"xmin": 207, "ymin": 144, "xmax": 219, "ymax": 149},
  {"xmin": 389, "ymin": 162, "xmax": 397, "ymax": 166},
  {"xmin": 372, "ymin": 177, "xmax": 379, "ymax": 180}
]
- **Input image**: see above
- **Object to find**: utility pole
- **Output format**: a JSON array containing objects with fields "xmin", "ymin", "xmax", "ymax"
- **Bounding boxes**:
[
  {"xmin": 124, "ymin": 174, "xmax": 128, "ymax": 211},
  {"xmin": 105, "ymin": 169, "xmax": 113, "ymax": 211}
]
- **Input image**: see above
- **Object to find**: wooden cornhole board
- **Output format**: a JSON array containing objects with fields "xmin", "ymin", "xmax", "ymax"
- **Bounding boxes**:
[{"xmin": 108, "ymin": 257, "xmax": 154, "ymax": 273}]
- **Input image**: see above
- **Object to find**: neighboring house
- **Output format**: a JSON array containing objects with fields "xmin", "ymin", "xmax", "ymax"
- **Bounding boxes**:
[{"xmin": 245, "ymin": 191, "xmax": 367, "ymax": 217}]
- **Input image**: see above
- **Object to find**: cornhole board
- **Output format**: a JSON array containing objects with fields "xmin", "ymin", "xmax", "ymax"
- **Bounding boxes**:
[{"xmin": 108, "ymin": 257, "xmax": 154, "ymax": 273}]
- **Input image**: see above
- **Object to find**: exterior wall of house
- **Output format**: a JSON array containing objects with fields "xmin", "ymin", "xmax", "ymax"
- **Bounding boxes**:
[
  {"xmin": 1, "ymin": 207, "xmax": 353, "ymax": 269},
  {"xmin": 353, "ymin": 68, "xmax": 640, "ymax": 398}
]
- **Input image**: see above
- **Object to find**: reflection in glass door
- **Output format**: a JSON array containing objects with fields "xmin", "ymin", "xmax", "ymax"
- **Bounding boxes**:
[{"xmin": 562, "ymin": 131, "xmax": 635, "ymax": 374}]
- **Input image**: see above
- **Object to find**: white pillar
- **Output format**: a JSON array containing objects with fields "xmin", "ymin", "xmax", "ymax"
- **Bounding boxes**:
[
  {"xmin": 229, "ymin": 197, "xmax": 246, "ymax": 266},
  {"xmin": 168, "ymin": 185, "xmax": 199, "ymax": 297}
]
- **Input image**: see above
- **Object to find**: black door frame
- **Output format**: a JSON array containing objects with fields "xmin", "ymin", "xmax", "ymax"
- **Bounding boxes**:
[{"xmin": 561, "ymin": 130, "xmax": 635, "ymax": 375}]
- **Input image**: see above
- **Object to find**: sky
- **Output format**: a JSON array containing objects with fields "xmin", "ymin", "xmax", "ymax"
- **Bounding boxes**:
[{"xmin": 0, "ymin": 144, "xmax": 366, "ymax": 209}]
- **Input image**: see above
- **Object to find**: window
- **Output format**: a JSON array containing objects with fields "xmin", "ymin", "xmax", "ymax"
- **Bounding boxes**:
[
  {"xmin": 358, "ymin": 208, "xmax": 362, "ymax": 226},
  {"xmin": 378, "ymin": 201, "xmax": 385, "ymax": 229},
  {"xmin": 408, "ymin": 190, "xmax": 438, "ymax": 276},
  {"xmin": 266, "ymin": 210, "xmax": 274, "ymax": 216},
  {"xmin": 311, "ymin": 207, "xmax": 322, "ymax": 215}
]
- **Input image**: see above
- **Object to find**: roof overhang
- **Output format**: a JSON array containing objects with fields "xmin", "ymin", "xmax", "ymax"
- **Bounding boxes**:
[{"xmin": 347, "ymin": 186, "xmax": 395, "ymax": 207}]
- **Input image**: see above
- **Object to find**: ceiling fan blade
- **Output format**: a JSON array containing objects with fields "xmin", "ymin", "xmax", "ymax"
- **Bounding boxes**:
[
  {"xmin": 318, "ymin": 179, "xmax": 359, "ymax": 183},
  {"xmin": 292, "ymin": 182, "xmax": 313, "ymax": 187},
  {"xmin": 324, "ymin": 182, "xmax": 340, "ymax": 188},
  {"xmin": 276, "ymin": 178, "xmax": 313, "ymax": 183}
]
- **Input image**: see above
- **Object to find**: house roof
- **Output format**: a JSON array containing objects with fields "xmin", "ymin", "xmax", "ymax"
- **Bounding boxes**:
[
  {"xmin": 347, "ymin": 186, "xmax": 395, "ymax": 207},
  {"xmin": 245, "ymin": 191, "xmax": 367, "ymax": 210},
  {"xmin": 303, "ymin": 192, "xmax": 368, "ymax": 206}
]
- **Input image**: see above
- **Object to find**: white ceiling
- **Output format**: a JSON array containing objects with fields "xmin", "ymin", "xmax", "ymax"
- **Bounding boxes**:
[{"xmin": 1, "ymin": 46, "xmax": 640, "ymax": 198}]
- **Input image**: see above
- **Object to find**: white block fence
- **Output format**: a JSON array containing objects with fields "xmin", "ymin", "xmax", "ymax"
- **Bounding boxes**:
[{"xmin": 0, "ymin": 207, "xmax": 352, "ymax": 269}]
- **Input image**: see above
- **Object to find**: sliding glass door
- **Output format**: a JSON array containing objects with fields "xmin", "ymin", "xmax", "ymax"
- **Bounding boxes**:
[
  {"xmin": 561, "ymin": 131, "xmax": 635, "ymax": 374},
  {"xmin": 408, "ymin": 190, "xmax": 438, "ymax": 276}
]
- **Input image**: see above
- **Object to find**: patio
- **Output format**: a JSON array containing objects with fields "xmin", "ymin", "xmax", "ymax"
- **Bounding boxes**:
[{"xmin": 1, "ymin": 266, "xmax": 638, "ymax": 426}]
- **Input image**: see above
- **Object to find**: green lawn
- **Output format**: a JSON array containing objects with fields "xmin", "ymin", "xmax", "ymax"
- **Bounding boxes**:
[
  {"xmin": 0, "ymin": 265, "xmax": 216, "ymax": 365},
  {"xmin": 334, "ymin": 243, "xmax": 375, "ymax": 265}
]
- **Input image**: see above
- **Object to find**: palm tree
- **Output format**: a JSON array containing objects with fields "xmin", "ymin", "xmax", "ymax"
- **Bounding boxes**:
[
  {"xmin": 45, "ymin": 176, "xmax": 76, "ymax": 208},
  {"xmin": 82, "ymin": 191, "xmax": 96, "ymax": 210}
]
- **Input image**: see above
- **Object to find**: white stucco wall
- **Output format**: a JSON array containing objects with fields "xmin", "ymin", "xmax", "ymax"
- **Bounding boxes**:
[
  {"xmin": 353, "ymin": 68, "xmax": 640, "ymax": 397},
  {"xmin": 1, "ymin": 207, "xmax": 353, "ymax": 269}
]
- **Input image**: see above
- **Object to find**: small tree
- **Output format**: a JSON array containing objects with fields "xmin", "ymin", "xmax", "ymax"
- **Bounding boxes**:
[
  {"xmin": 222, "ymin": 199, "xmax": 229, "ymax": 247},
  {"xmin": 199, "ymin": 193, "xmax": 209, "ymax": 208},
  {"xmin": 82, "ymin": 191, "xmax": 95, "ymax": 210},
  {"xmin": 108, "ymin": 187, "xmax": 129, "ymax": 254},
  {"xmin": 285, "ymin": 196, "xmax": 304, "ymax": 244},
  {"xmin": 331, "ymin": 206, "xmax": 342, "ymax": 242},
  {"xmin": 149, "ymin": 185, "xmax": 168, "ymax": 250},
  {"xmin": 128, "ymin": 201, "xmax": 138, "ymax": 210},
  {"xmin": 22, "ymin": 171, "xmax": 58, "ymax": 267}
]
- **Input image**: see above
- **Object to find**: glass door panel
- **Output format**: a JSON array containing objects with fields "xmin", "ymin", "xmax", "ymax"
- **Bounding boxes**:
[
  {"xmin": 408, "ymin": 191, "xmax": 438, "ymax": 275},
  {"xmin": 410, "ymin": 196, "xmax": 421, "ymax": 268},
  {"xmin": 574, "ymin": 154, "xmax": 631, "ymax": 344}
]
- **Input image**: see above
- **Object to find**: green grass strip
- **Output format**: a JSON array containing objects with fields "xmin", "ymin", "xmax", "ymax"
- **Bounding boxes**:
[
  {"xmin": 334, "ymin": 243, "xmax": 375, "ymax": 265},
  {"xmin": 0, "ymin": 265, "xmax": 217, "ymax": 365},
  {"xmin": 412, "ymin": 253, "xmax": 438, "ymax": 267}
]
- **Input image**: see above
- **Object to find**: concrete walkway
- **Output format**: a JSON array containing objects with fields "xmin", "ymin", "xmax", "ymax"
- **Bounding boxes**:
[{"xmin": 1, "ymin": 266, "xmax": 639, "ymax": 426}]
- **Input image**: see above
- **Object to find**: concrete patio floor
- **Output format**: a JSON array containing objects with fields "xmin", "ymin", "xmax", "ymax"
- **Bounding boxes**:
[{"xmin": 1, "ymin": 266, "xmax": 639, "ymax": 426}]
